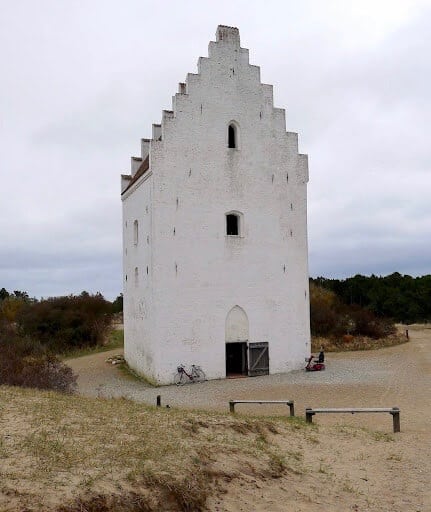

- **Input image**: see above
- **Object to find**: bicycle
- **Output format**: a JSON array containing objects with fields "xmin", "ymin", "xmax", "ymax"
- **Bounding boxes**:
[{"xmin": 174, "ymin": 364, "xmax": 206, "ymax": 385}]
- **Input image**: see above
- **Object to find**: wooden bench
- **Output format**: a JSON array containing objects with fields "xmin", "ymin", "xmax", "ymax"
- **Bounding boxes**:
[
  {"xmin": 229, "ymin": 400, "xmax": 295, "ymax": 417},
  {"xmin": 305, "ymin": 407, "xmax": 401, "ymax": 433}
]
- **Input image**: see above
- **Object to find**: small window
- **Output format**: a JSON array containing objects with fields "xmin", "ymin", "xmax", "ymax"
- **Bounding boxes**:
[
  {"xmin": 227, "ymin": 121, "xmax": 240, "ymax": 149},
  {"xmin": 226, "ymin": 214, "xmax": 239, "ymax": 236},
  {"xmin": 133, "ymin": 220, "xmax": 138, "ymax": 245},
  {"xmin": 226, "ymin": 211, "xmax": 243, "ymax": 237},
  {"xmin": 228, "ymin": 125, "xmax": 236, "ymax": 148}
]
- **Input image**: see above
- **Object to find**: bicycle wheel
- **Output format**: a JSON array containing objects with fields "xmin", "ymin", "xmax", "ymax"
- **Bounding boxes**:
[
  {"xmin": 174, "ymin": 371, "xmax": 185, "ymax": 386},
  {"xmin": 193, "ymin": 367, "xmax": 206, "ymax": 383}
]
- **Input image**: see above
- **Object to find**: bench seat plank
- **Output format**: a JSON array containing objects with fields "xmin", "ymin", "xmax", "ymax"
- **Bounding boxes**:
[
  {"xmin": 229, "ymin": 399, "xmax": 295, "ymax": 416},
  {"xmin": 230, "ymin": 400, "xmax": 293, "ymax": 404},
  {"xmin": 305, "ymin": 406, "xmax": 400, "ymax": 432},
  {"xmin": 309, "ymin": 408, "xmax": 397, "ymax": 413}
]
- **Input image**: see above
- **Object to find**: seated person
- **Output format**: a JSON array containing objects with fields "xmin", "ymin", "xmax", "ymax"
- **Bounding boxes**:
[{"xmin": 318, "ymin": 346, "xmax": 325, "ymax": 363}]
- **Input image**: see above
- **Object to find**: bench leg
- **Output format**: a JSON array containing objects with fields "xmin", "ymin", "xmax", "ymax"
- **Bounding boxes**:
[
  {"xmin": 288, "ymin": 402, "xmax": 295, "ymax": 417},
  {"xmin": 305, "ymin": 408, "xmax": 314, "ymax": 424},
  {"xmin": 391, "ymin": 409, "xmax": 400, "ymax": 433},
  {"xmin": 229, "ymin": 401, "xmax": 235, "ymax": 414}
]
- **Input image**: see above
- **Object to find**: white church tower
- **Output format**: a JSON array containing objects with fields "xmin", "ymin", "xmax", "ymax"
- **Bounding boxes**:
[{"xmin": 121, "ymin": 26, "xmax": 310, "ymax": 384}]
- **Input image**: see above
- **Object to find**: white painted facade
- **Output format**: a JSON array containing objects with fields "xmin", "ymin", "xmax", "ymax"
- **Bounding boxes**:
[{"xmin": 121, "ymin": 25, "xmax": 310, "ymax": 385}]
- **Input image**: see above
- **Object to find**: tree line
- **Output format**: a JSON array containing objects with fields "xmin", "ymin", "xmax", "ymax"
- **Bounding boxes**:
[{"xmin": 310, "ymin": 273, "xmax": 431, "ymax": 324}]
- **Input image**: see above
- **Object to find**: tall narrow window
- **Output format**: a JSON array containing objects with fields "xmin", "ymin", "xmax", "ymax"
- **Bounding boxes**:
[
  {"xmin": 133, "ymin": 220, "xmax": 138, "ymax": 245},
  {"xmin": 228, "ymin": 124, "xmax": 237, "ymax": 148},
  {"xmin": 226, "ymin": 214, "xmax": 239, "ymax": 235}
]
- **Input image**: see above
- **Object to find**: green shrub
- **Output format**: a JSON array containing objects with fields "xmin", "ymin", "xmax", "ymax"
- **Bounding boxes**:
[
  {"xmin": 310, "ymin": 284, "xmax": 349, "ymax": 336},
  {"xmin": 17, "ymin": 292, "xmax": 113, "ymax": 352},
  {"xmin": 310, "ymin": 283, "xmax": 395, "ymax": 339},
  {"xmin": 347, "ymin": 304, "xmax": 395, "ymax": 339},
  {"xmin": 0, "ymin": 332, "xmax": 77, "ymax": 392}
]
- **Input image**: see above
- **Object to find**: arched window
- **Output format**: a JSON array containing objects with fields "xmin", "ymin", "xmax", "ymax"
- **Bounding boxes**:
[
  {"xmin": 225, "ymin": 305, "xmax": 249, "ymax": 342},
  {"xmin": 228, "ymin": 122, "xmax": 239, "ymax": 149},
  {"xmin": 133, "ymin": 220, "xmax": 138, "ymax": 245}
]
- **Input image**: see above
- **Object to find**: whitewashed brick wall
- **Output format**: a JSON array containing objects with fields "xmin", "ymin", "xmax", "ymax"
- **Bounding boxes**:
[{"xmin": 122, "ymin": 25, "xmax": 311, "ymax": 384}]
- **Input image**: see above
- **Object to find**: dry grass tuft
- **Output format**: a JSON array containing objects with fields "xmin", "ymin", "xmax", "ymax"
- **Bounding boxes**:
[
  {"xmin": 57, "ymin": 492, "xmax": 152, "ymax": 512},
  {"xmin": 143, "ymin": 469, "xmax": 210, "ymax": 512}
]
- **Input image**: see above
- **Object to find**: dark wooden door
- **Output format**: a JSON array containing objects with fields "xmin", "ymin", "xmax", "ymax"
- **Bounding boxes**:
[
  {"xmin": 226, "ymin": 342, "xmax": 248, "ymax": 376},
  {"xmin": 248, "ymin": 342, "xmax": 269, "ymax": 376}
]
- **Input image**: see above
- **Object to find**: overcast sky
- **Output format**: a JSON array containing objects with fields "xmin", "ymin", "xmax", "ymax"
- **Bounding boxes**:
[{"xmin": 1, "ymin": 0, "xmax": 430, "ymax": 300}]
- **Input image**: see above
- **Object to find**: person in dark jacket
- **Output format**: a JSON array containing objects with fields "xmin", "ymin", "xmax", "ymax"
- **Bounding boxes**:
[{"xmin": 318, "ymin": 346, "xmax": 325, "ymax": 363}]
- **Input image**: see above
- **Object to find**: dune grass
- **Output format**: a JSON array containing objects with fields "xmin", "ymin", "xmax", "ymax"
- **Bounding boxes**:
[
  {"xmin": 0, "ymin": 385, "xmax": 310, "ymax": 511},
  {"xmin": 0, "ymin": 384, "xmax": 407, "ymax": 512}
]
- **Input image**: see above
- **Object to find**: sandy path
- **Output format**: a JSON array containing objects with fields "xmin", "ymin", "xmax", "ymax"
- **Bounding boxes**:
[{"xmin": 68, "ymin": 326, "xmax": 430, "ymax": 434}]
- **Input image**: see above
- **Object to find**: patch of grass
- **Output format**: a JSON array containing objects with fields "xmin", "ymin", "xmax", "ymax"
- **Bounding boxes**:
[
  {"xmin": 143, "ymin": 468, "xmax": 210, "ymax": 512},
  {"xmin": 258, "ymin": 445, "xmax": 306, "ymax": 479},
  {"xmin": 353, "ymin": 452, "xmax": 368, "ymax": 461},
  {"xmin": 57, "ymin": 493, "xmax": 153, "ymax": 512},
  {"xmin": 117, "ymin": 361, "xmax": 157, "ymax": 387},
  {"xmin": 305, "ymin": 433, "xmax": 320, "ymax": 444},
  {"xmin": 285, "ymin": 416, "xmax": 313, "ymax": 430},
  {"xmin": 0, "ymin": 436, "xmax": 7, "ymax": 458},
  {"xmin": 267, "ymin": 452, "xmax": 286, "ymax": 478},
  {"xmin": 372, "ymin": 431, "xmax": 395, "ymax": 442},
  {"xmin": 387, "ymin": 453, "xmax": 402, "ymax": 461},
  {"xmin": 287, "ymin": 449, "xmax": 303, "ymax": 462},
  {"xmin": 318, "ymin": 463, "xmax": 330, "ymax": 474},
  {"xmin": 334, "ymin": 424, "xmax": 360, "ymax": 437},
  {"xmin": 228, "ymin": 418, "xmax": 274, "ymax": 436},
  {"xmin": 341, "ymin": 478, "xmax": 358, "ymax": 494},
  {"xmin": 255, "ymin": 432, "xmax": 269, "ymax": 449},
  {"xmin": 21, "ymin": 429, "xmax": 65, "ymax": 459},
  {"xmin": 182, "ymin": 418, "xmax": 201, "ymax": 435}
]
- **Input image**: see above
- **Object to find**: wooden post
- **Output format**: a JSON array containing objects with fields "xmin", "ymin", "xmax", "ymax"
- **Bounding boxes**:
[
  {"xmin": 305, "ymin": 408, "xmax": 314, "ymax": 424},
  {"xmin": 229, "ymin": 401, "xmax": 235, "ymax": 414},
  {"xmin": 391, "ymin": 407, "xmax": 400, "ymax": 433},
  {"xmin": 288, "ymin": 402, "xmax": 295, "ymax": 417},
  {"xmin": 156, "ymin": 395, "xmax": 161, "ymax": 407},
  {"xmin": 405, "ymin": 329, "xmax": 409, "ymax": 339}
]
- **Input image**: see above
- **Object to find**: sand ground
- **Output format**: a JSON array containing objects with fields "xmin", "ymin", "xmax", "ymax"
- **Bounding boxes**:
[{"xmin": 65, "ymin": 325, "xmax": 431, "ymax": 511}]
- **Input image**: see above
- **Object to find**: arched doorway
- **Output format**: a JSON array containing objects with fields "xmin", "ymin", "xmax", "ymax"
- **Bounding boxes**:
[{"xmin": 225, "ymin": 306, "xmax": 249, "ymax": 376}]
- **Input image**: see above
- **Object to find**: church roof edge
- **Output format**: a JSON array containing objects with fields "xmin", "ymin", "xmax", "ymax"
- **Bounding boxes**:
[{"xmin": 121, "ymin": 155, "xmax": 150, "ymax": 195}]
